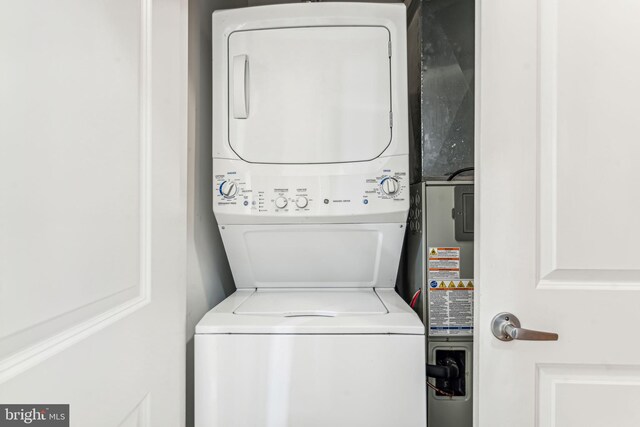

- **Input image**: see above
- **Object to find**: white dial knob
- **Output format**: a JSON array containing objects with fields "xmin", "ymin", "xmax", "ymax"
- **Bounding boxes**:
[
  {"xmin": 275, "ymin": 196, "xmax": 288, "ymax": 209},
  {"xmin": 219, "ymin": 181, "xmax": 237, "ymax": 198},
  {"xmin": 381, "ymin": 177, "xmax": 399, "ymax": 195},
  {"xmin": 295, "ymin": 196, "xmax": 308, "ymax": 209}
]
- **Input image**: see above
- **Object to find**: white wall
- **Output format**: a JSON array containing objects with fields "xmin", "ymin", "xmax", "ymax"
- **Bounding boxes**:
[{"xmin": 187, "ymin": 0, "xmax": 244, "ymax": 425}]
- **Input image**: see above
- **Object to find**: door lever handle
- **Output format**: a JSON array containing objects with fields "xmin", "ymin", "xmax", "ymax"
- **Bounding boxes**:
[{"xmin": 491, "ymin": 312, "xmax": 558, "ymax": 342}]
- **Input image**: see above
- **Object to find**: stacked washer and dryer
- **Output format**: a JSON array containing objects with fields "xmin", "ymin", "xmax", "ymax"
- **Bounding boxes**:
[{"xmin": 195, "ymin": 3, "xmax": 426, "ymax": 426}]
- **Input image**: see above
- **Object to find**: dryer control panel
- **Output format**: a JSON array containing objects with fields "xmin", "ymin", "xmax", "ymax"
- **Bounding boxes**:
[{"xmin": 212, "ymin": 156, "xmax": 409, "ymax": 224}]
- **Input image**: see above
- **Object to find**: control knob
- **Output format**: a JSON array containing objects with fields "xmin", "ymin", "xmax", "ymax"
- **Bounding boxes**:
[
  {"xmin": 275, "ymin": 196, "xmax": 288, "ymax": 209},
  {"xmin": 219, "ymin": 181, "xmax": 238, "ymax": 198},
  {"xmin": 295, "ymin": 196, "xmax": 308, "ymax": 209},
  {"xmin": 381, "ymin": 177, "xmax": 400, "ymax": 195}
]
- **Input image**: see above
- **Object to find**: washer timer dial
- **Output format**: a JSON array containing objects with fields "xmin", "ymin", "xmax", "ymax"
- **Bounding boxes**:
[{"xmin": 380, "ymin": 177, "xmax": 400, "ymax": 195}]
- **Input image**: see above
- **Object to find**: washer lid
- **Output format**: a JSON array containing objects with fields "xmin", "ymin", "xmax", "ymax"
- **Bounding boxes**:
[
  {"xmin": 233, "ymin": 288, "xmax": 387, "ymax": 317},
  {"xmin": 196, "ymin": 289, "xmax": 424, "ymax": 335},
  {"xmin": 220, "ymin": 224, "xmax": 405, "ymax": 289}
]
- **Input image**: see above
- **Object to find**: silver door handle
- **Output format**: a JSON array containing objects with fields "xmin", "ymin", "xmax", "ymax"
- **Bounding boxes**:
[{"xmin": 491, "ymin": 312, "xmax": 558, "ymax": 342}]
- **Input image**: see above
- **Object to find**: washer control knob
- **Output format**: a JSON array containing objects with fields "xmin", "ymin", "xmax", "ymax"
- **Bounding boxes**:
[
  {"xmin": 381, "ymin": 177, "xmax": 400, "ymax": 195},
  {"xmin": 295, "ymin": 196, "xmax": 308, "ymax": 209},
  {"xmin": 275, "ymin": 196, "xmax": 288, "ymax": 209},
  {"xmin": 219, "ymin": 181, "xmax": 238, "ymax": 198}
]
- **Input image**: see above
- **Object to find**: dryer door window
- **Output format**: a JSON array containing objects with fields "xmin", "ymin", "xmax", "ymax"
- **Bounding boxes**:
[{"xmin": 227, "ymin": 26, "xmax": 392, "ymax": 164}]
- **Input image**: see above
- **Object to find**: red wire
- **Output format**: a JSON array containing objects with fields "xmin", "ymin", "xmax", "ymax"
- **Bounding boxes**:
[
  {"xmin": 426, "ymin": 381, "xmax": 455, "ymax": 397},
  {"xmin": 410, "ymin": 289, "xmax": 421, "ymax": 309}
]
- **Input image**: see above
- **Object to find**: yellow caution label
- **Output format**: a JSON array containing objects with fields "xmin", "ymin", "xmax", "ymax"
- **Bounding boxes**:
[
  {"xmin": 468, "ymin": 281, "xmax": 474, "ymax": 288},
  {"xmin": 430, "ymin": 248, "xmax": 438, "ymax": 256},
  {"xmin": 448, "ymin": 281, "xmax": 456, "ymax": 288},
  {"xmin": 439, "ymin": 281, "xmax": 446, "ymax": 288},
  {"xmin": 458, "ymin": 281, "xmax": 466, "ymax": 288}
]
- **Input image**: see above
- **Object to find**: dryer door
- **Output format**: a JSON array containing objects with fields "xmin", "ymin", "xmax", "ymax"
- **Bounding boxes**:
[{"xmin": 227, "ymin": 26, "xmax": 392, "ymax": 164}]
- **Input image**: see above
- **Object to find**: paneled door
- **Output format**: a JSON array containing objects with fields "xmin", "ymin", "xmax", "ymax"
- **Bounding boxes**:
[
  {"xmin": 476, "ymin": 0, "xmax": 640, "ymax": 426},
  {"xmin": 0, "ymin": 1, "xmax": 187, "ymax": 426}
]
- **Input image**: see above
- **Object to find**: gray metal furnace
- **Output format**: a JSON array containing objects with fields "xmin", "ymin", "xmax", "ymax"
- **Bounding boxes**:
[{"xmin": 405, "ymin": 181, "xmax": 474, "ymax": 427}]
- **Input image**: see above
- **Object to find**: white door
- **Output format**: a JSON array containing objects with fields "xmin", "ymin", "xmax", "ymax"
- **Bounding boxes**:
[
  {"xmin": 477, "ymin": 1, "xmax": 640, "ymax": 426},
  {"xmin": 0, "ymin": 1, "xmax": 186, "ymax": 426}
]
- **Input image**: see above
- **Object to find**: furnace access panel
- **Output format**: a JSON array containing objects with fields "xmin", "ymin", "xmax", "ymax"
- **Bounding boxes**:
[{"xmin": 405, "ymin": 181, "xmax": 474, "ymax": 427}]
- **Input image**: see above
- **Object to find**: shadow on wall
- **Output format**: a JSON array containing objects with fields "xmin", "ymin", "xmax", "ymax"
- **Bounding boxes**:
[{"xmin": 186, "ymin": 0, "xmax": 245, "ymax": 426}]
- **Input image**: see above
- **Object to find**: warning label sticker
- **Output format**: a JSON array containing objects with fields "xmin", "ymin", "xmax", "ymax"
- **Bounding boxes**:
[
  {"xmin": 428, "ymin": 279, "xmax": 474, "ymax": 336},
  {"xmin": 428, "ymin": 247, "xmax": 460, "ymax": 280}
]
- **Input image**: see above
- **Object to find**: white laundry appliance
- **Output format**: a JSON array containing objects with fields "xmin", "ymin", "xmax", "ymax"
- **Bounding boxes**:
[{"xmin": 195, "ymin": 3, "xmax": 426, "ymax": 426}]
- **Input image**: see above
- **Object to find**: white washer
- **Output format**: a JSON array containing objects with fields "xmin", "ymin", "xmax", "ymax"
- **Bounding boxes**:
[
  {"xmin": 196, "ymin": 289, "xmax": 425, "ymax": 427},
  {"xmin": 196, "ymin": 3, "xmax": 425, "ymax": 426}
]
